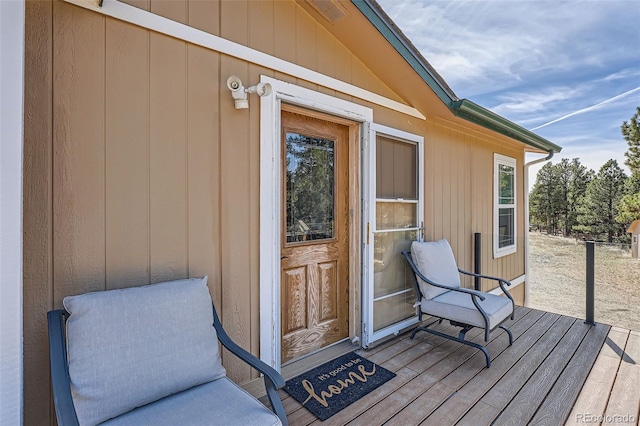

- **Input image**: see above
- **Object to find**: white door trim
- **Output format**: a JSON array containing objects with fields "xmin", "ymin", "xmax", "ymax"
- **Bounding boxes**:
[
  {"xmin": 0, "ymin": 0, "xmax": 25, "ymax": 422},
  {"xmin": 259, "ymin": 76, "xmax": 373, "ymax": 369}
]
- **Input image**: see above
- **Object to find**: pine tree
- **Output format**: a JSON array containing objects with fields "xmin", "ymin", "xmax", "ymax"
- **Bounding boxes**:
[
  {"xmin": 564, "ymin": 159, "xmax": 592, "ymax": 236},
  {"xmin": 623, "ymin": 107, "xmax": 640, "ymax": 175},
  {"xmin": 530, "ymin": 163, "xmax": 562, "ymax": 234},
  {"xmin": 577, "ymin": 160, "xmax": 627, "ymax": 242}
]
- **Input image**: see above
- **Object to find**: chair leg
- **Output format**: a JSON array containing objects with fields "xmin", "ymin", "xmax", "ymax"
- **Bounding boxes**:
[
  {"xmin": 457, "ymin": 326, "xmax": 473, "ymax": 341},
  {"xmin": 410, "ymin": 323, "xmax": 493, "ymax": 368},
  {"xmin": 410, "ymin": 319, "xmax": 441, "ymax": 340},
  {"xmin": 500, "ymin": 325, "xmax": 513, "ymax": 346}
]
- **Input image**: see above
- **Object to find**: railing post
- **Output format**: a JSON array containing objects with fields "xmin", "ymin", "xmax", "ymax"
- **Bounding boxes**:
[
  {"xmin": 585, "ymin": 241, "xmax": 595, "ymax": 325},
  {"xmin": 474, "ymin": 233, "xmax": 481, "ymax": 291}
]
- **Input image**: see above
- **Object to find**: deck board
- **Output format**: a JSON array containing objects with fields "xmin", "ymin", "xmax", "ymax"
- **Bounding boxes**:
[
  {"xmin": 424, "ymin": 310, "xmax": 562, "ymax": 425},
  {"xmin": 492, "ymin": 319, "xmax": 593, "ymax": 425},
  {"xmin": 565, "ymin": 327, "xmax": 629, "ymax": 425},
  {"xmin": 267, "ymin": 307, "xmax": 635, "ymax": 426},
  {"xmin": 530, "ymin": 321, "xmax": 610, "ymax": 425},
  {"xmin": 602, "ymin": 330, "xmax": 640, "ymax": 422}
]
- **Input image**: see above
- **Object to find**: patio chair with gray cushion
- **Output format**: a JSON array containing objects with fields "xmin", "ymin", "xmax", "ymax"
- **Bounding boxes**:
[
  {"xmin": 48, "ymin": 276, "xmax": 287, "ymax": 426},
  {"xmin": 402, "ymin": 239, "xmax": 515, "ymax": 367}
]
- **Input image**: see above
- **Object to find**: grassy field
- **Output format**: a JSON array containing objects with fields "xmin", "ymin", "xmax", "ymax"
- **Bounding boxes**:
[{"xmin": 528, "ymin": 232, "xmax": 640, "ymax": 331}]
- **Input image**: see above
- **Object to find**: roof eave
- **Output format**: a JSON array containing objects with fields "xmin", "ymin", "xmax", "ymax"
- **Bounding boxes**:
[
  {"xmin": 352, "ymin": 0, "xmax": 562, "ymax": 154},
  {"xmin": 452, "ymin": 99, "xmax": 562, "ymax": 153}
]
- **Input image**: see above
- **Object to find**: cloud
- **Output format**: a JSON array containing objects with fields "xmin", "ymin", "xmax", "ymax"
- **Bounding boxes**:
[
  {"xmin": 531, "ymin": 87, "xmax": 640, "ymax": 130},
  {"xmin": 377, "ymin": 0, "xmax": 640, "ymax": 97},
  {"xmin": 491, "ymin": 87, "xmax": 582, "ymax": 116}
]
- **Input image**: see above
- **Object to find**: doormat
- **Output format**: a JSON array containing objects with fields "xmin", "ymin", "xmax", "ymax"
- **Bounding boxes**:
[{"xmin": 284, "ymin": 352, "xmax": 396, "ymax": 421}]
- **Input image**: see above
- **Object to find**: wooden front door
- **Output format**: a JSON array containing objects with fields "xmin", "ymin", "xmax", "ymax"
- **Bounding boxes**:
[{"xmin": 280, "ymin": 109, "xmax": 349, "ymax": 364}]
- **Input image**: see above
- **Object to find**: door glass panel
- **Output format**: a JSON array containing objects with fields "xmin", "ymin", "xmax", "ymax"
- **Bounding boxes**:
[
  {"xmin": 373, "ymin": 231, "xmax": 415, "ymax": 299},
  {"xmin": 376, "ymin": 202, "xmax": 417, "ymax": 230},
  {"xmin": 373, "ymin": 291, "xmax": 416, "ymax": 331},
  {"xmin": 285, "ymin": 133, "xmax": 335, "ymax": 243}
]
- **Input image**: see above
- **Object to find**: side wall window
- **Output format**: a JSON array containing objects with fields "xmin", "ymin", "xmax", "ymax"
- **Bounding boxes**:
[{"xmin": 494, "ymin": 154, "xmax": 516, "ymax": 257}]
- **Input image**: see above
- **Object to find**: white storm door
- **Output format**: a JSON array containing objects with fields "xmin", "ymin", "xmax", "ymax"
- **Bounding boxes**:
[{"xmin": 362, "ymin": 124, "xmax": 424, "ymax": 347}]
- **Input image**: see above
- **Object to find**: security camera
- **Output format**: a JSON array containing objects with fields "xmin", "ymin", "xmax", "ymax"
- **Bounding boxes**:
[{"xmin": 226, "ymin": 75, "xmax": 244, "ymax": 92}]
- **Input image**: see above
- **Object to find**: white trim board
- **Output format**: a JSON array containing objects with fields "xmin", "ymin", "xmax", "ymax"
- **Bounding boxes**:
[
  {"xmin": 62, "ymin": 0, "xmax": 425, "ymax": 120},
  {"xmin": 0, "ymin": 0, "xmax": 25, "ymax": 423},
  {"xmin": 259, "ymin": 76, "xmax": 373, "ymax": 369},
  {"xmin": 488, "ymin": 274, "xmax": 524, "ymax": 296}
]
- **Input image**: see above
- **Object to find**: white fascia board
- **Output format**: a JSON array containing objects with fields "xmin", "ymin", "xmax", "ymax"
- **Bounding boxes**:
[{"xmin": 62, "ymin": 0, "xmax": 426, "ymax": 121}]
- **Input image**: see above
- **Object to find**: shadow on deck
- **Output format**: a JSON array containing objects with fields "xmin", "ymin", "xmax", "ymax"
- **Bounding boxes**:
[{"xmin": 276, "ymin": 306, "xmax": 640, "ymax": 425}]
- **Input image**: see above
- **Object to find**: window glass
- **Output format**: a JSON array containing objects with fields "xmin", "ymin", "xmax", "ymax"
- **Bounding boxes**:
[
  {"xmin": 498, "ymin": 208, "xmax": 515, "ymax": 248},
  {"xmin": 376, "ymin": 202, "xmax": 417, "ymax": 230},
  {"xmin": 498, "ymin": 164, "xmax": 515, "ymax": 204},
  {"xmin": 285, "ymin": 133, "xmax": 335, "ymax": 243}
]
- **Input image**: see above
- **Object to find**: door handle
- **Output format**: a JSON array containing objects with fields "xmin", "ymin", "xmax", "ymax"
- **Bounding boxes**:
[{"xmin": 281, "ymin": 255, "xmax": 289, "ymax": 260}]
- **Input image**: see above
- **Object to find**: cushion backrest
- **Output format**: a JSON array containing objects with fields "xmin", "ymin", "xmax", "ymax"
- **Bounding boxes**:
[
  {"xmin": 63, "ymin": 276, "xmax": 226, "ymax": 426},
  {"xmin": 410, "ymin": 239, "xmax": 461, "ymax": 300}
]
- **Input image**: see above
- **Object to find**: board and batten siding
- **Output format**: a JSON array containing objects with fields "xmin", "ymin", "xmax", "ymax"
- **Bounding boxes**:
[
  {"xmin": 423, "ymin": 119, "xmax": 526, "ymax": 290},
  {"xmin": 23, "ymin": 1, "xmax": 526, "ymax": 424}
]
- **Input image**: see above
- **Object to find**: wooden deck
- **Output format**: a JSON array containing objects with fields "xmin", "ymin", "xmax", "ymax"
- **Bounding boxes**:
[{"xmin": 274, "ymin": 307, "xmax": 640, "ymax": 425}]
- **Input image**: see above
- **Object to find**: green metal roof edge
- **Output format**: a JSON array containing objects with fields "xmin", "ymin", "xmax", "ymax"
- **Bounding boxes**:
[
  {"xmin": 351, "ymin": 0, "xmax": 457, "ymax": 107},
  {"xmin": 351, "ymin": 0, "xmax": 562, "ymax": 153},
  {"xmin": 452, "ymin": 100, "xmax": 561, "ymax": 152}
]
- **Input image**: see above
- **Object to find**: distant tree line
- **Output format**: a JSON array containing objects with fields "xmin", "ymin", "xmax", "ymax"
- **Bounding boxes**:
[{"xmin": 529, "ymin": 107, "xmax": 640, "ymax": 243}]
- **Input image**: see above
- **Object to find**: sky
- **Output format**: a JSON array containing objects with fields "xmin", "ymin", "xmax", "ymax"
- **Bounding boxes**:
[{"xmin": 376, "ymin": 0, "xmax": 640, "ymax": 187}]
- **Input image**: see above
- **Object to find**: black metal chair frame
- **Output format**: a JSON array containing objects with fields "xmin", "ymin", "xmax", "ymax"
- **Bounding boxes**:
[
  {"xmin": 48, "ymin": 303, "xmax": 288, "ymax": 426},
  {"xmin": 402, "ymin": 251, "xmax": 515, "ymax": 368}
]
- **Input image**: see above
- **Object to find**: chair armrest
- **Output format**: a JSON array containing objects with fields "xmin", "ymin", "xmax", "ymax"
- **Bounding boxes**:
[
  {"xmin": 458, "ymin": 269, "xmax": 514, "ymax": 302},
  {"xmin": 47, "ymin": 310, "xmax": 80, "ymax": 426},
  {"xmin": 402, "ymin": 251, "xmax": 486, "ymax": 301},
  {"xmin": 211, "ymin": 304, "xmax": 288, "ymax": 426}
]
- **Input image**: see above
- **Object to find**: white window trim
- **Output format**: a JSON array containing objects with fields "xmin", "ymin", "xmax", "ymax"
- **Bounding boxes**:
[
  {"xmin": 362, "ymin": 124, "xmax": 424, "ymax": 347},
  {"xmin": 494, "ymin": 153, "xmax": 517, "ymax": 258},
  {"xmin": 259, "ymin": 76, "xmax": 373, "ymax": 370}
]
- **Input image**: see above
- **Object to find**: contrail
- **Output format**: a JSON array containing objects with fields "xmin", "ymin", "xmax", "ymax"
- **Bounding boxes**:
[{"xmin": 530, "ymin": 86, "xmax": 640, "ymax": 131}]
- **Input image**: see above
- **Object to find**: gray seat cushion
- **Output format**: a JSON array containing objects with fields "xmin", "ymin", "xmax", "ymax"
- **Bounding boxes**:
[
  {"xmin": 411, "ymin": 239, "xmax": 461, "ymax": 300},
  {"xmin": 100, "ymin": 378, "xmax": 282, "ymax": 426},
  {"xmin": 421, "ymin": 290, "xmax": 513, "ymax": 330},
  {"xmin": 63, "ymin": 276, "xmax": 226, "ymax": 426}
]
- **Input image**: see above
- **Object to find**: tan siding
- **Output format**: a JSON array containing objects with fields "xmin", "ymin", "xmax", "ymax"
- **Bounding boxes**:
[
  {"xmin": 187, "ymin": 44, "xmax": 222, "ymax": 306},
  {"xmin": 273, "ymin": 0, "xmax": 296, "ymax": 64},
  {"xmin": 119, "ymin": 0, "xmax": 149, "ymax": 12},
  {"xmin": 249, "ymin": 0, "xmax": 274, "ymax": 55},
  {"xmin": 105, "ymin": 19, "xmax": 150, "ymax": 289},
  {"xmin": 23, "ymin": 1, "xmax": 53, "ymax": 424},
  {"xmin": 188, "ymin": 0, "xmax": 219, "ymax": 35},
  {"xmin": 52, "ymin": 0, "xmax": 106, "ymax": 303},
  {"xmin": 219, "ymin": 55, "xmax": 252, "ymax": 382},
  {"xmin": 149, "ymin": 33, "xmax": 188, "ymax": 283},
  {"xmin": 150, "ymin": 0, "xmax": 186, "ymax": 24},
  {"xmin": 296, "ymin": 5, "xmax": 317, "ymax": 72},
  {"xmin": 510, "ymin": 283, "xmax": 526, "ymax": 306}
]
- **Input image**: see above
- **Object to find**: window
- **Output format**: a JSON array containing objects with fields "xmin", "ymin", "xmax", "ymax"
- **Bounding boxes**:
[{"xmin": 494, "ymin": 154, "xmax": 516, "ymax": 257}]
